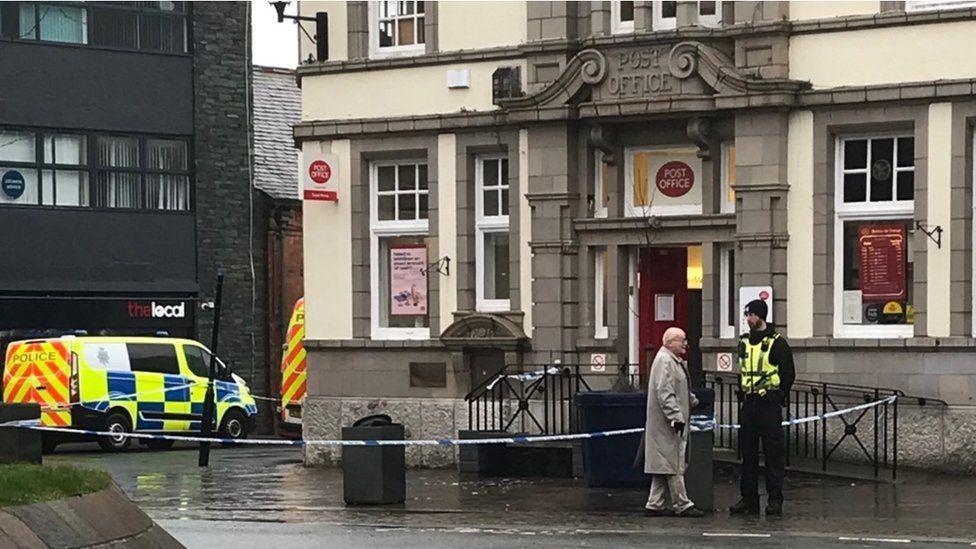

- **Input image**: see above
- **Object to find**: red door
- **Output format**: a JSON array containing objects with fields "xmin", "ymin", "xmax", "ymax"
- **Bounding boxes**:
[{"xmin": 638, "ymin": 248, "xmax": 689, "ymax": 381}]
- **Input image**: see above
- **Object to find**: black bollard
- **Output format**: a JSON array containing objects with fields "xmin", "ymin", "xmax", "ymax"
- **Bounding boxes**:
[
  {"xmin": 0, "ymin": 403, "xmax": 42, "ymax": 464},
  {"xmin": 198, "ymin": 270, "xmax": 225, "ymax": 467}
]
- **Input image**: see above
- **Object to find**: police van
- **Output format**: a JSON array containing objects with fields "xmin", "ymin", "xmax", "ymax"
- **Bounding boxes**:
[
  {"xmin": 2, "ymin": 336, "xmax": 258, "ymax": 452},
  {"xmin": 278, "ymin": 298, "xmax": 306, "ymax": 438}
]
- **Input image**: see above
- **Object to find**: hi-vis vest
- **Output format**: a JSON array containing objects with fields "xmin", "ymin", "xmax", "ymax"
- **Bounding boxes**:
[{"xmin": 739, "ymin": 333, "xmax": 781, "ymax": 394}]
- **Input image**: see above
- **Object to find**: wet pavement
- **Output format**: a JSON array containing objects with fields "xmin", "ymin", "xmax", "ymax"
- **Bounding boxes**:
[{"xmin": 46, "ymin": 444, "xmax": 976, "ymax": 548}]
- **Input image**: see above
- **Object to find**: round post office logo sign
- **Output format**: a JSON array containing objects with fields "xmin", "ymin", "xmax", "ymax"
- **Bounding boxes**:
[
  {"xmin": 308, "ymin": 160, "xmax": 332, "ymax": 185},
  {"xmin": 2, "ymin": 170, "xmax": 25, "ymax": 199},
  {"xmin": 655, "ymin": 161, "xmax": 694, "ymax": 198}
]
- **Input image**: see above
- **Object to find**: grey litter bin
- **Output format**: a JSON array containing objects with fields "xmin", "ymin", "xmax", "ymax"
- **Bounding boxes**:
[
  {"xmin": 685, "ymin": 388, "xmax": 715, "ymax": 511},
  {"xmin": 341, "ymin": 414, "xmax": 406, "ymax": 505},
  {"xmin": 0, "ymin": 403, "xmax": 42, "ymax": 464}
]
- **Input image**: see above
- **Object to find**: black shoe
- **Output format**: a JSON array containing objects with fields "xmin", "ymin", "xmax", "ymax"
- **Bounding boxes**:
[
  {"xmin": 677, "ymin": 506, "xmax": 706, "ymax": 518},
  {"xmin": 643, "ymin": 507, "xmax": 674, "ymax": 517},
  {"xmin": 729, "ymin": 499, "xmax": 760, "ymax": 515},
  {"xmin": 765, "ymin": 501, "xmax": 783, "ymax": 516}
]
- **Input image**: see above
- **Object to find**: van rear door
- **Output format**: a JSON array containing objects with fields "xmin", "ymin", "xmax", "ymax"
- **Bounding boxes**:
[
  {"xmin": 3, "ymin": 340, "xmax": 72, "ymax": 426},
  {"xmin": 280, "ymin": 298, "xmax": 306, "ymax": 426}
]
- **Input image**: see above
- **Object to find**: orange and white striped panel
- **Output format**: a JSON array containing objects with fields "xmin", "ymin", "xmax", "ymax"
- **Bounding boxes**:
[
  {"xmin": 3, "ymin": 340, "xmax": 72, "ymax": 427},
  {"xmin": 280, "ymin": 299, "xmax": 307, "ymax": 408}
]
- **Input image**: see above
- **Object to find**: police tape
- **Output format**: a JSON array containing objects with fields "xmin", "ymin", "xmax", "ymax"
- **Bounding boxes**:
[
  {"xmin": 715, "ymin": 395, "xmax": 898, "ymax": 430},
  {"xmin": 0, "ymin": 396, "xmax": 896, "ymax": 448}
]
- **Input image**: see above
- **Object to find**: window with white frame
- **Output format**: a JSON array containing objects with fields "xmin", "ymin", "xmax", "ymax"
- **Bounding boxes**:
[
  {"xmin": 371, "ymin": 0, "xmax": 425, "ymax": 57},
  {"xmin": 652, "ymin": 0, "xmax": 677, "ymax": 30},
  {"xmin": 593, "ymin": 154, "xmax": 610, "ymax": 218},
  {"xmin": 594, "ymin": 247, "xmax": 609, "ymax": 339},
  {"xmin": 834, "ymin": 135, "xmax": 915, "ymax": 337},
  {"xmin": 719, "ymin": 244, "xmax": 736, "ymax": 338},
  {"xmin": 371, "ymin": 161, "xmax": 430, "ymax": 339},
  {"xmin": 611, "ymin": 1, "xmax": 635, "ymax": 34},
  {"xmin": 697, "ymin": 1, "xmax": 721, "ymax": 27},
  {"xmin": 651, "ymin": 1, "xmax": 720, "ymax": 30},
  {"xmin": 721, "ymin": 142, "xmax": 735, "ymax": 214},
  {"xmin": 906, "ymin": 0, "xmax": 976, "ymax": 11},
  {"xmin": 476, "ymin": 156, "xmax": 510, "ymax": 312}
]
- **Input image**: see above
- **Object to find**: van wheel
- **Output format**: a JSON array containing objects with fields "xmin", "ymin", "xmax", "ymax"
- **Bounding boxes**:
[
  {"xmin": 218, "ymin": 409, "xmax": 248, "ymax": 446},
  {"xmin": 145, "ymin": 439, "xmax": 175, "ymax": 450},
  {"xmin": 98, "ymin": 412, "xmax": 133, "ymax": 452}
]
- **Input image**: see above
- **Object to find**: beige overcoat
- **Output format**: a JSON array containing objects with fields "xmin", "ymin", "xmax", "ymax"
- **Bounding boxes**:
[{"xmin": 641, "ymin": 347, "xmax": 694, "ymax": 475}]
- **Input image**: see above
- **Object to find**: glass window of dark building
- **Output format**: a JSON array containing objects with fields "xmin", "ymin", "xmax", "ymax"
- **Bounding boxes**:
[{"xmin": 15, "ymin": 2, "xmax": 187, "ymax": 53}]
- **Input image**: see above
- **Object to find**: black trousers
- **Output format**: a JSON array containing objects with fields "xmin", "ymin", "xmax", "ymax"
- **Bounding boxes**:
[{"xmin": 738, "ymin": 395, "xmax": 785, "ymax": 504}]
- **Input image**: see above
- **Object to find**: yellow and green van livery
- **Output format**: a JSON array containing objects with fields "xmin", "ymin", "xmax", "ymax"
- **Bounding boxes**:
[{"xmin": 2, "ymin": 336, "xmax": 257, "ymax": 452}]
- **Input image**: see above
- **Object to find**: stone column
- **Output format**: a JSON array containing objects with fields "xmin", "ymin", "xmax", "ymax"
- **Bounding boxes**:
[
  {"xmin": 734, "ymin": 112, "xmax": 790, "ymax": 332},
  {"xmin": 609, "ymin": 243, "xmax": 630, "ymax": 363},
  {"xmin": 527, "ymin": 125, "xmax": 581, "ymax": 364},
  {"xmin": 634, "ymin": 0, "xmax": 653, "ymax": 31},
  {"xmin": 591, "ymin": 0, "xmax": 611, "ymax": 36},
  {"xmin": 676, "ymin": 0, "xmax": 698, "ymax": 28}
]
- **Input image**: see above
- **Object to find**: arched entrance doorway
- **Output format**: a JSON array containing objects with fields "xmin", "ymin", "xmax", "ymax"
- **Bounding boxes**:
[{"xmin": 440, "ymin": 313, "xmax": 530, "ymax": 393}]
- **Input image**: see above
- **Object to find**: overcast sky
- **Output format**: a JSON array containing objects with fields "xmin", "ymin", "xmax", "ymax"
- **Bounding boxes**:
[{"xmin": 251, "ymin": 0, "xmax": 299, "ymax": 69}]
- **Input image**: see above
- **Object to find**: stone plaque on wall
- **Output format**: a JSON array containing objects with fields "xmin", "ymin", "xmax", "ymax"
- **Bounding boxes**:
[
  {"xmin": 593, "ymin": 45, "xmax": 712, "ymax": 102},
  {"xmin": 410, "ymin": 362, "xmax": 447, "ymax": 388}
]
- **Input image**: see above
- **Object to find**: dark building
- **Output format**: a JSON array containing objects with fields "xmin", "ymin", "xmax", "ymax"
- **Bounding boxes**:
[{"xmin": 0, "ymin": 2, "xmax": 269, "ymax": 421}]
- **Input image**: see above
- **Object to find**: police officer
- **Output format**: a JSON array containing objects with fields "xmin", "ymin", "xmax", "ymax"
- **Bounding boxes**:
[{"xmin": 729, "ymin": 299, "xmax": 795, "ymax": 517}]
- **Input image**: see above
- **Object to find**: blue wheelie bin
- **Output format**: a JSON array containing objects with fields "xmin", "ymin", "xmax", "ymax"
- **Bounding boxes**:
[{"xmin": 574, "ymin": 391, "xmax": 650, "ymax": 487}]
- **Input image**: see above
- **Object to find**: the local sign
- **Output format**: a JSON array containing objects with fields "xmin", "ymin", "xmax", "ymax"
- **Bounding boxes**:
[{"xmin": 302, "ymin": 152, "xmax": 338, "ymax": 202}]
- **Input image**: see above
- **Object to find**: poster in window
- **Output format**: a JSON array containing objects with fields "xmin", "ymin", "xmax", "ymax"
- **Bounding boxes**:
[
  {"xmin": 390, "ymin": 245, "xmax": 428, "ymax": 316},
  {"xmin": 858, "ymin": 223, "xmax": 906, "ymax": 303}
]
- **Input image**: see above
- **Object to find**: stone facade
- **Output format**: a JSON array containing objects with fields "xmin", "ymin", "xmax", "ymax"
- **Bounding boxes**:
[
  {"xmin": 304, "ymin": 396, "xmax": 466, "ymax": 468},
  {"xmin": 297, "ymin": 1, "xmax": 976, "ymax": 472}
]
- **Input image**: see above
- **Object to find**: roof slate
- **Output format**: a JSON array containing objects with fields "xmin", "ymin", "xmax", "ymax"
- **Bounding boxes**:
[{"xmin": 253, "ymin": 66, "xmax": 301, "ymax": 200}]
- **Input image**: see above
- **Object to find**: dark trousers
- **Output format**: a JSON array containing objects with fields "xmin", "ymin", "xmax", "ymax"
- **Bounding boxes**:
[{"xmin": 738, "ymin": 395, "xmax": 785, "ymax": 504}]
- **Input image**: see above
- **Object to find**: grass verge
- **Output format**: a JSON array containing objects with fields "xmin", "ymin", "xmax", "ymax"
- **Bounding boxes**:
[{"xmin": 0, "ymin": 464, "xmax": 111, "ymax": 507}]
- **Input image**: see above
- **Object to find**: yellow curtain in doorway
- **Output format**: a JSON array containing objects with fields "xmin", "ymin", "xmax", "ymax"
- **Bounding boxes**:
[{"xmin": 633, "ymin": 152, "xmax": 650, "ymax": 207}]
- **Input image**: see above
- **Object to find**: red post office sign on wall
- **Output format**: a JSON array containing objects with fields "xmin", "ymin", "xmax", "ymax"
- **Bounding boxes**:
[
  {"xmin": 302, "ymin": 152, "xmax": 339, "ymax": 202},
  {"xmin": 655, "ymin": 160, "xmax": 695, "ymax": 198}
]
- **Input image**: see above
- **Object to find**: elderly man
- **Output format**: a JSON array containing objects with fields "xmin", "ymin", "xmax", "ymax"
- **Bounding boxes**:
[{"xmin": 642, "ymin": 327, "xmax": 704, "ymax": 517}]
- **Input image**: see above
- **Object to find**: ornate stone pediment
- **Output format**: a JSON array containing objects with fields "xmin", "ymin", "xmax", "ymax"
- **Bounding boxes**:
[
  {"xmin": 498, "ymin": 41, "xmax": 810, "ymax": 113},
  {"xmin": 440, "ymin": 313, "xmax": 530, "ymax": 350}
]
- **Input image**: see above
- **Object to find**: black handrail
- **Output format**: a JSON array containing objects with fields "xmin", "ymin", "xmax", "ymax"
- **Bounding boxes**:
[{"xmin": 465, "ymin": 362, "xmax": 947, "ymax": 480}]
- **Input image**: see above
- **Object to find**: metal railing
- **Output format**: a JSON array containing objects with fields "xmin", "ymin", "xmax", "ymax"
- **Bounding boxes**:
[
  {"xmin": 465, "ymin": 362, "xmax": 948, "ymax": 479},
  {"xmin": 706, "ymin": 371, "xmax": 948, "ymax": 480},
  {"xmin": 464, "ymin": 363, "xmax": 639, "ymax": 436}
]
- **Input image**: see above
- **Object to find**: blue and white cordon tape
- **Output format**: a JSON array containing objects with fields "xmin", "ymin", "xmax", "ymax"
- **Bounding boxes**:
[{"xmin": 0, "ymin": 396, "xmax": 896, "ymax": 447}]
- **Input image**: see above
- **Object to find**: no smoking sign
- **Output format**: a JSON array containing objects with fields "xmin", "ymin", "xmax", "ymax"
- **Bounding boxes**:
[{"xmin": 716, "ymin": 352, "xmax": 734, "ymax": 372}]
